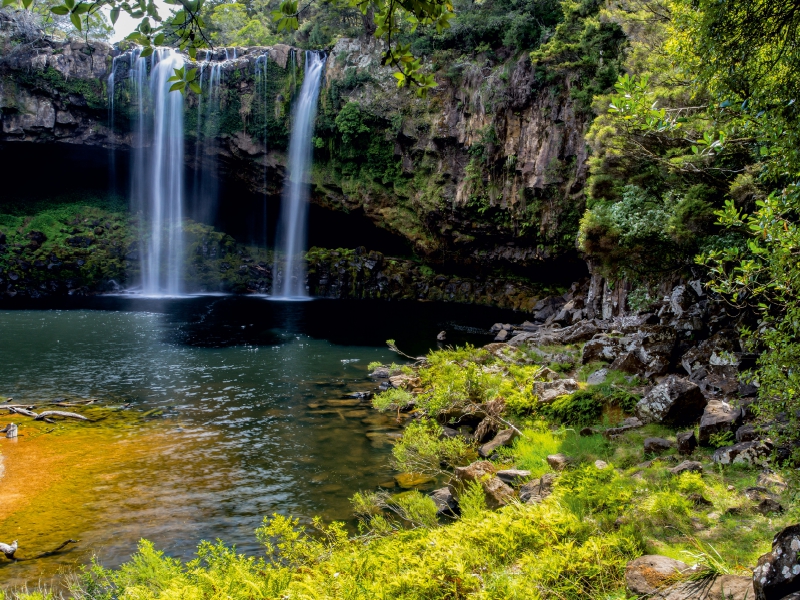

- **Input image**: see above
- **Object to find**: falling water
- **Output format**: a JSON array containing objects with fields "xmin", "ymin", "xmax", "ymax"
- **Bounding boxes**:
[
  {"xmin": 256, "ymin": 53, "xmax": 269, "ymax": 247},
  {"xmin": 273, "ymin": 51, "xmax": 326, "ymax": 299},
  {"xmin": 107, "ymin": 54, "xmax": 123, "ymax": 193},
  {"xmin": 130, "ymin": 48, "xmax": 186, "ymax": 296},
  {"xmin": 190, "ymin": 57, "xmax": 221, "ymax": 226}
]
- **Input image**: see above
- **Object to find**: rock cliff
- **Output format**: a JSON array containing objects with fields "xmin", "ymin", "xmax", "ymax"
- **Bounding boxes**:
[{"xmin": 0, "ymin": 14, "xmax": 592, "ymax": 281}]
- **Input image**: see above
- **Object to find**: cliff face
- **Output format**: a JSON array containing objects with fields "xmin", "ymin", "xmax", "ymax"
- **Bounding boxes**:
[{"xmin": 0, "ymin": 18, "xmax": 591, "ymax": 281}]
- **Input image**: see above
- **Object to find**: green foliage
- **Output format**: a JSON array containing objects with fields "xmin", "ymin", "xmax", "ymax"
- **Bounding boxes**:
[
  {"xmin": 390, "ymin": 418, "xmax": 473, "ymax": 475},
  {"xmin": 542, "ymin": 389, "xmax": 602, "ymax": 425},
  {"xmin": 373, "ymin": 387, "xmax": 414, "ymax": 411},
  {"xmin": 708, "ymin": 431, "xmax": 735, "ymax": 449}
]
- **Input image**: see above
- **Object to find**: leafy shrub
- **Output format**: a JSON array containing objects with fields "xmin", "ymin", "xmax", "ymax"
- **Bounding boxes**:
[
  {"xmin": 709, "ymin": 431, "xmax": 736, "ymax": 448},
  {"xmin": 391, "ymin": 419, "xmax": 473, "ymax": 475}
]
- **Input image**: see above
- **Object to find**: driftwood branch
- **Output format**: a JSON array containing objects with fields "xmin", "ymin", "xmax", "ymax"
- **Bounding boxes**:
[
  {"xmin": 8, "ymin": 407, "xmax": 38, "ymax": 418},
  {"xmin": 0, "ymin": 539, "xmax": 79, "ymax": 561},
  {"xmin": 35, "ymin": 411, "xmax": 90, "ymax": 422}
]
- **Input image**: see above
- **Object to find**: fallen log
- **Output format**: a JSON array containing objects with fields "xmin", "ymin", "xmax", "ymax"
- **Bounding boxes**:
[
  {"xmin": 35, "ymin": 411, "xmax": 90, "ymax": 422},
  {"xmin": 9, "ymin": 407, "xmax": 38, "ymax": 418}
]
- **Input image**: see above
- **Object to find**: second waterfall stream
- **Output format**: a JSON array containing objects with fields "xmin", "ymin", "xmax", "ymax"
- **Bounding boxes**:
[{"xmin": 273, "ymin": 51, "xmax": 327, "ymax": 299}]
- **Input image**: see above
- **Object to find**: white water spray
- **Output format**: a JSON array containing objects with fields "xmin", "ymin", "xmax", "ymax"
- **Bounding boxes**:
[
  {"xmin": 273, "ymin": 51, "xmax": 326, "ymax": 299},
  {"xmin": 129, "ymin": 48, "xmax": 186, "ymax": 296}
]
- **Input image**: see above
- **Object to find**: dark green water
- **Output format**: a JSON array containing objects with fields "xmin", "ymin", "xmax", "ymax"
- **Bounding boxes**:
[{"xmin": 0, "ymin": 297, "xmax": 517, "ymax": 586}]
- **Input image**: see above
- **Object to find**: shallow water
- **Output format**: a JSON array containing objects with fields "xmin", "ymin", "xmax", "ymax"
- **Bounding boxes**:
[{"xmin": 0, "ymin": 297, "xmax": 517, "ymax": 587}]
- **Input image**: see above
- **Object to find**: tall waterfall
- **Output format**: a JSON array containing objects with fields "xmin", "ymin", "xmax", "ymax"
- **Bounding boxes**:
[
  {"xmin": 273, "ymin": 51, "xmax": 326, "ymax": 299},
  {"xmin": 130, "ymin": 49, "xmax": 186, "ymax": 296},
  {"xmin": 256, "ymin": 54, "xmax": 269, "ymax": 247}
]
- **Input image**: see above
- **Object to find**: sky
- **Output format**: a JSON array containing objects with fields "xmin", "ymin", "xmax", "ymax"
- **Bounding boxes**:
[{"xmin": 106, "ymin": 0, "xmax": 172, "ymax": 43}]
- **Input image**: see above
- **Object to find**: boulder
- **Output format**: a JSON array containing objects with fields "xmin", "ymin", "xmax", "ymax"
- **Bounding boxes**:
[
  {"xmin": 495, "ymin": 469, "xmax": 531, "ymax": 485},
  {"xmin": 478, "ymin": 428, "xmax": 519, "ymax": 458},
  {"xmin": 625, "ymin": 555, "xmax": 690, "ymax": 596},
  {"xmin": 736, "ymin": 424, "xmax": 759, "ymax": 443},
  {"xmin": 546, "ymin": 453, "xmax": 573, "ymax": 471},
  {"xmin": 581, "ymin": 335, "xmax": 622, "ymax": 364},
  {"xmin": 699, "ymin": 400, "xmax": 743, "ymax": 446},
  {"xmin": 669, "ymin": 460, "xmax": 703, "ymax": 475},
  {"xmin": 482, "ymin": 476, "xmax": 515, "ymax": 509},
  {"xmin": 676, "ymin": 430, "xmax": 698, "ymax": 455},
  {"xmin": 753, "ymin": 524, "xmax": 800, "ymax": 600},
  {"xmin": 533, "ymin": 379, "xmax": 579, "ymax": 404},
  {"xmin": 636, "ymin": 375, "xmax": 706, "ymax": 425},
  {"xmin": 713, "ymin": 441, "xmax": 772, "ymax": 466},
  {"xmin": 610, "ymin": 351, "xmax": 647, "ymax": 375},
  {"xmin": 430, "ymin": 487, "xmax": 458, "ymax": 516},
  {"xmin": 519, "ymin": 473, "xmax": 555, "ymax": 504},
  {"xmin": 644, "ymin": 437, "xmax": 673, "ymax": 454}
]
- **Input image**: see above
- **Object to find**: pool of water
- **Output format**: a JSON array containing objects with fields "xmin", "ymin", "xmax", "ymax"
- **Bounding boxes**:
[{"xmin": 0, "ymin": 297, "xmax": 518, "ymax": 587}]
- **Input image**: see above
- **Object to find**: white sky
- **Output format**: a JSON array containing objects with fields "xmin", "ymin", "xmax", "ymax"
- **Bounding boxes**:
[{"xmin": 106, "ymin": 0, "xmax": 173, "ymax": 43}]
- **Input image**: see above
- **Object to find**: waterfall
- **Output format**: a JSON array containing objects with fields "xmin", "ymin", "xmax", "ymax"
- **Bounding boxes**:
[
  {"xmin": 256, "ymin": 53, "xmax": 269, "ymax": 247},
  {"xmin": 107, "ymin": 55, "xmax": 122, "ymax": 193},
  {"xmin": 130, "ymin": 48, "xmax": 186, "ymax": 296},
  {"xmin": 273, "ymin": 51, "xmax": 326, "ymax": 299},
  {"xmin": 190, "ymin": 57, "xmax": 221, "ymax": 227}
]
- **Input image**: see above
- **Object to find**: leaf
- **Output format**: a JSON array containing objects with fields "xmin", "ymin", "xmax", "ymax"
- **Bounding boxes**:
[
  {"xmin": 64, "ymin": 0, "xmax": 74, "ymax": 9},
  {"xmin": 172, "ymin": 9, "xmax": 186, "ymax": 25},
  {"xmin": 21, "ymin": 0, "xmax": 32, "ymax": 8},
  {"xmin": 189, "ymin": 81, "xmax": 201, "ymax": 94},
  {"xmin": 110, "ymin": 6, "xmax": 120, "ymax": 22},
  {"xmin": 51, "ymin": 5, "xmax": 70, "ymax": 14},
  {"xmin": 139, "ymin": 46, "xmax": 154, "ymax": 57},
  {"xmin": 153, "ymin": 32, "xmax": 165, "ymax": 45},
  {"xmin": 169, "ymin": 81, "xmax": 185, "ymax": 93},
  {"xmin": 70, "ymin": 11, "xmax": 82, "ymax": 30}
]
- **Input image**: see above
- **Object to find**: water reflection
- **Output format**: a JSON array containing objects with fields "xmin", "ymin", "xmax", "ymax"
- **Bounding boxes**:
[{"xmin": 0, "ymin": 297, "xmax": 517, "ymax": 586}]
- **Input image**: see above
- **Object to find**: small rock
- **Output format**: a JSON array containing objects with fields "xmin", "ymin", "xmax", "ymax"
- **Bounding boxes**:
[
  {"xmin": 478, "ymin": 428, "xmax": 519, "ymax": 458},
  {"xmin": 625, "ymin": 555, "xmax": 690, "ymax": 596},
  {"xmin": 644, "ymin": 437, "xmax": 674, "ymax": 454},
  {"xmin": 395, "ymin": 473, "xmax": 435, "ymax": 488},
  {"xmin": 453, "ymin": 460, "xmax": 496, "ymax": 483},
  {"xmin": 653, "ymin": 575, "xmax": 754, "ymax": 600},
  {"xmin": 753, "ymin": 524, "xmax": 800, "ymax": 600},
  {"xmin": 429, "ymin": 487, "xmax": 458, "ymax": 516},
  {"xmin": 594, "ymin": 459, "xmax": 609, "ymax": 469},
  {"xmin": 757, "ymin": 471, "xmax": 788, "ymax": 492},
  {"xmin": 436, "ymin": 330, "xmax": 447, "ymax": 341},
  {"xmin": 669, "ymin": 460, "xmax": 703, "ymax": 475},
  {"xmin": 482, "ymin": 476, "xmax": 515, "ymax": 509},
  {"xmin": 699, "ymin": 400, "xmax": 743, "ymax": 446},
  {"xmin": 519, "ymin": 473, "xmax": 555, "ymax": 504},
  {"xmin": 580, "ymin": 427, "xmax": 597, "ymax": 437},
  {"xmin": 712, "ymin": 441, "xmax": 772, "ymax": 466},
  {"xmin": 755, "ymin": 498, "xmax": 784, "ymax": 515},
  {"xmin": 676, "ymin": 430, "xmax": 698, "ymax": 455},
  {"xmin": 495, "ymin": 469, "xmax": 531, "ymax": 485},
  {"xmin": 533, "ymin": 379, "xmax": 579, "ymax": 404},
  {"xmin": 494, "ymin": 329, "xmax": 510, "ymax": 342},
  {"xmin": 586, "ymin": 368, "xmax": 609, "ymax": 385},
  {"xmin": 547, "ymin": 453, "xmax": 573, "ymax": 471},
  {"xmin": 369, "ymin": 367, "xmax": 390, "ymax": 379}
]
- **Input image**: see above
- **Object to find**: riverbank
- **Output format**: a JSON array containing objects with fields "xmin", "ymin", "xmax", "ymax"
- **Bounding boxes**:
[{"xmin": 3, "ymin": 295, "xmax": 794, "ymax": 599}]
